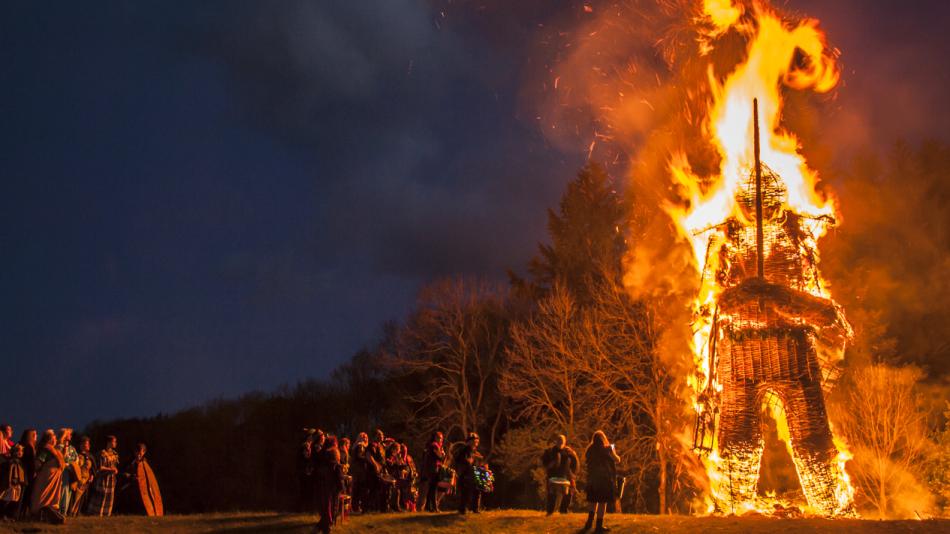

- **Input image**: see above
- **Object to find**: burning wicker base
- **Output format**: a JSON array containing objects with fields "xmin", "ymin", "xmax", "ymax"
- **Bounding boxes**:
[{"xmin": 715, "ymin": 326, "xmax": 852, "ymax": 516}]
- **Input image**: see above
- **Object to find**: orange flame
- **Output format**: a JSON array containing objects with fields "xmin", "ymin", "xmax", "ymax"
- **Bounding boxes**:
[
  {"xmin": 702, "ymin": 0, "xmax": 742, "ymax": 36},
  {"xmin": 670, "ymin": 0, "xmax": 854, "ymax": 516}
]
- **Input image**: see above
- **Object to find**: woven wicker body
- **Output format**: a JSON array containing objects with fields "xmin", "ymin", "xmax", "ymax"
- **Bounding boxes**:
[{"xmin": 709, "ymin": 173, "xmax": 850, "ymax": 515}]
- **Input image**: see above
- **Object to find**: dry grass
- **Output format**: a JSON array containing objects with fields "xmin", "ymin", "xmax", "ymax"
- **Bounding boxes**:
[{"xmin": 1, "ymin": 510, "xmax": 947, "ymax": 533}]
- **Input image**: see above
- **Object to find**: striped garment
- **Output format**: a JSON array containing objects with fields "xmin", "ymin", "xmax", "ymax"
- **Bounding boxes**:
[{"xmin": 86, "ymin": 449, "xmax": 119, "ymax": 516}]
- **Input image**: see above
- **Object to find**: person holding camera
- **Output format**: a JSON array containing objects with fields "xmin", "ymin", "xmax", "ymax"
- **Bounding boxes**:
[{"xmin": 583, "ymin": 431, "xmax": 620, "ymax": 532}]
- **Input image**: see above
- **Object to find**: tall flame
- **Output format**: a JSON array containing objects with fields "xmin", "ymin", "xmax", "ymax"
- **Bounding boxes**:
[
  {"xmin": 675, "ymin": 2, "xmax": 839, "ymax": 269},
  {"xmin": 669, "ymin": 0, "xmax": 854, "ymax": 515},
  {"xmin": 703, "ymin": 0, "xmax": 742, "ymax": 36}
]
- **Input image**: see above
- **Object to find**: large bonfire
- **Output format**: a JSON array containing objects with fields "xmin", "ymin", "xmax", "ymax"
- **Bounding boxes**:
[
  {"xmin": 538, "ymin": 0, "xmax": 861, "ymax": 516},
  {"xmin": 669, "ymin": 0, "xmax": 855, "ymax": 516}
]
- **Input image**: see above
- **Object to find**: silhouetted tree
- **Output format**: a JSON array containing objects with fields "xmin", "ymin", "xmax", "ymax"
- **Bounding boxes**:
[
  {"xmin": 512, "ymin": 162, "xmax": 629, "ymax": 303},
  {"xmin": 388, "ymin": 277, "xmax": 510, "ymax": 457}
]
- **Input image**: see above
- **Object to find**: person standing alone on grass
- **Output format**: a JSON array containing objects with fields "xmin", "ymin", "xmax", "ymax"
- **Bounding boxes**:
[
  {"xmin": 583, "ymin": 431, "xmax": 619, "ymax": 533},
  {"xmin": 542, "ymin": 434, "xmax": 579, "ymax": 515}
]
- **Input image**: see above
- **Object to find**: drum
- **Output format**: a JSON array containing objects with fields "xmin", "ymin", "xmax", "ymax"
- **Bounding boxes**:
[
  {"xmin": 436, "ymin": 466, "xmax": 457, "ymax": 489},
  {"xmin": 473, "ymin": 465, "xmax": 494, "ymax": 494},
  {"xmin": 136, "ymin": 460, "xmax": 164, "ymax": 516}
]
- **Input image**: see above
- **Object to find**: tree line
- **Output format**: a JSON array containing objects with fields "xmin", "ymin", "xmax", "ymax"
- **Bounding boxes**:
[{"xmin": 85, "ymin": 152, "xmax": 950, "ymax": 518}]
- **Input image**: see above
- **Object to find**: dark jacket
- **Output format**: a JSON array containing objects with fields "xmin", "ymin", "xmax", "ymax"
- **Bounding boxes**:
[
  {"xmin": 297, "ymin": 441, "xmax": 312, "ymax": 476},
  {"xmin": 421, "ymin": 441, "xmax": 445, "ymax": 479},
  {"xmin": 453, "ymin": 444, "xmax": 482, "ymax": 478},
  {"xmin": 19, "ymin": 443, "xmax": 35, "ymax": 482},
  {"xmin": 369, "ymin": 441, "xmax": 386, "ymax": 467},
  {"xmin": 541, "ymin": 445, "xmax": 579, "ymax": 480},
  {"xmin": 315, "ymin": 447, "xmax": 345, "ymax": 495},
  {"xmin": 349, "ymin": 442, "xmax": 369, "ymax": 480},
  {"xmin": 584, "ymin": 443, "xmax": 618, "ymax": 503}
]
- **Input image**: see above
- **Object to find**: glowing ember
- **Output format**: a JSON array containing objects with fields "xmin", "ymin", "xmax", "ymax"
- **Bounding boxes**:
[{"xmin": 671, "ymin": 0, "xmax": 856, "ymax": 517}]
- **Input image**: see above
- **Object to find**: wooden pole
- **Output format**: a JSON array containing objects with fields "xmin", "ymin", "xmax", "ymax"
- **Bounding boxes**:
[{"xmin": 753, "ymin": 98, "xmax": 764, "ymax": 278}]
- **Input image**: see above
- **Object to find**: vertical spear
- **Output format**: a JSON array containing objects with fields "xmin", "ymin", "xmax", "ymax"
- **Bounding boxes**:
[{"xmin": 753, "ymin": 98, "xmax": 764, "ymax": 278}]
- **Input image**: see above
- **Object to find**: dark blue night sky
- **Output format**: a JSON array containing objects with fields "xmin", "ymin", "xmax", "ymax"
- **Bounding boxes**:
[{"xmin": 2, "ymin": 1, "xmax": 949, "ymax": 432}]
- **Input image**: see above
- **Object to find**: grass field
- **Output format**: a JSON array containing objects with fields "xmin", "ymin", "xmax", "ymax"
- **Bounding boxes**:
[{"xmin": 2, "ymin": 510, "xmax": 948, "ymax": 533}]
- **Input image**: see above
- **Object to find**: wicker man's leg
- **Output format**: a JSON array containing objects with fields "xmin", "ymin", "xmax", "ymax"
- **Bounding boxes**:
[
  {"xmin": 782, "ymin": 377, "xmax": 848, "ymax": 515},
  {"xmin": 717, "ymin": 378, "xmax": 763, "ymax": 512}
]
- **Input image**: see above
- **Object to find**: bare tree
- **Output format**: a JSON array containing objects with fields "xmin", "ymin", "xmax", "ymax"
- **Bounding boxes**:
[
  {"xmin": 499, "ymin": 284, "xmax": 589, "ymax": 441},
  {"xmin": 830, "ymin": 364, "xmax": 934, "ymax": 518},
  {"xmin": 388, "ymin": 277, "xmax": 509, "ymax": 457},
  {"xmin": 500, "ymin": 275, "xmax": 696, "ymax": 513},
  {"xmin": 580, "ymin": 276, "xmax": 697, "ymax": 514}
]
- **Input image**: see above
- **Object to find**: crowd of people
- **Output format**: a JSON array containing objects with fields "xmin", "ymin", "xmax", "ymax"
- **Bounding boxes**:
[
  {"xmin": 1, "ymin": 419, "xmax": 621, "ymax": 531},
  {"xmin": 296, "ymin": 427, "xmax": 622, "ymax": 533},
  {"xmin": 296, "ymin": 428, "xmax": 495, "ymax": 533},
  {"xmin": 0, "ymin": 424, "xmax": 152, "ymax": 525}
]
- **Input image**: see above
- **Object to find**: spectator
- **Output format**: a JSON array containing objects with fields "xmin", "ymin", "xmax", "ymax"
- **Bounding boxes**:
[
  {"xmin": 314, "ymin": 435, "xmax": 344, "ymax": 533},
  {"xmin": 339, "ymin": 437, "xmax": 350, "ymax": 472},
  {"xmin": 369, "ymin": 430, "xmax": 391, "ymax": 512},
  {"xmin": 309, "ymin": 430, "xmax": 326, "ymax": 513},
  {"xmin": 0, "ymin": 425, "xmax": 12, "ymax": 457},
  {"xmin": 117, "ymin": 442, "xmax": 162, "ymax": 515},
  {"xmin": 349, "ymin": 432, "xmax": 370, "ymax": 513},
  {"xmin": 297, "ymin": 429, "xmax": 316, "ymax": 512},
  {"xmin": 17, "ymin": 429, "xmax": 36, "ymax": 518},
  {"xmin": 29, "ymin": 429, "xmax": 65, "ymax": 524},
  {"xmin": 56, "ymin": 428, "xmax": 78, "ymax": 515},
  {"xmin": 0, "ymin": 444, "xmax": 26, "ymax": 519},
  {"xmin": 70, "ymin": 436, "xmax": 96, "ymax": 516},
  {"xmin": 416, "ymin": 431, "xmax": 445, "ymax": 513},
  {"xmin": 396, "ymin": 443, "xmax": 417, "ymax": 512},
  {"xmin": 86, "ymin": 435, "xmax": 119, "ymax": 517},
  {"xmin": 453, "ymin": 433, "xmax": 483, "ymax": 515},
  {"xmin": 541, "ymin": 434, "xmax": 579, "ymax": 515},
  {"xmin": 384, "ymin": 440, "xmax": 404, "ymax": 511},
  {"xmin": 338, "ymin": 437, "xmax": 352, "ymax": 504},
  {"xmin": 583, "ymin": 430, "xmax": 620, "ymax": 533}
]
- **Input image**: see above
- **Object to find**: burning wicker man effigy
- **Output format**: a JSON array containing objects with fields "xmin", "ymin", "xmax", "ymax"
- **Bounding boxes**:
[{"xmin": 691, "ymin": 100, "xmax": 855, "ymax": 517}]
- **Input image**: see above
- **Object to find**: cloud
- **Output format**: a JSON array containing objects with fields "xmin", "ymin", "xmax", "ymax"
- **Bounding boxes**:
[{"xmin": 188, "ymin": 0, "xmax": 579, "ymax": 280}]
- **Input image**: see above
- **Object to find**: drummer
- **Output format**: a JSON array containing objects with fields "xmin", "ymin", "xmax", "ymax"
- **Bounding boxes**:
[
  {"xmin": 116, "ymin": 443, "xmax": 162, "ymax": 515},
  {"xmin": 541, "ymin": 434, "xmax": 579, "ymax": 515}
]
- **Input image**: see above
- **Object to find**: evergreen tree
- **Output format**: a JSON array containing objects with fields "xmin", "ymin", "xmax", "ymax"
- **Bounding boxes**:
[{"xmin": 512, "ymin": 162, "xmax": 629, "ymax": 304}]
